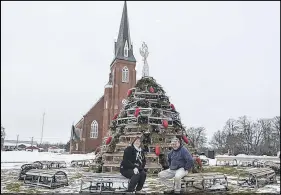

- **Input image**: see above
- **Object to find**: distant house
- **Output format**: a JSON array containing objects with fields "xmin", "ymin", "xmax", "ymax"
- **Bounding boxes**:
[
  {"xmin": 48, "ymin": 146, "xmax": 65, "ymax": 153},
  {"xmin": 4, "ymin": 140, "xmax": 38, "ymax": 151},
  {"xmin": 25, "ymin": 146, "xmax": 40, "ymax": 152}
]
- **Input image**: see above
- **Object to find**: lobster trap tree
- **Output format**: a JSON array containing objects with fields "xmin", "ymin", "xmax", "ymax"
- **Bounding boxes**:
[{"xmin": 95, "ymin": 76, "xmax": 196, "ymax": 174}]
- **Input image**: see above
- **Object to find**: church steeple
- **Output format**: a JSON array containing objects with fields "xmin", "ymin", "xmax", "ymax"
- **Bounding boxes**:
[{"xmin": 114, "ymin": 1, "xmax": 136, "ymax": 62}]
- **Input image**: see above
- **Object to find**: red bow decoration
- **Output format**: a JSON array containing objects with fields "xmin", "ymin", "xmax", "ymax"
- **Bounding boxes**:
[
  {"xmin": 182, "ymin": 135, "xmax": 189, "ymax": 144},
  {"xmin": 134, "ymin": 107, "xmax": 140, "ymax": 117},
  {"xmin": 155, "ymin": 145, "xmax": 160, "ymax": 156},
  {"xmin": 112, "ymin": 113, "xmax": 118, "ymax": 120},
  {"xmin": 106, "ymin": 136, "xmax": 112, "ymax": 145},
  {"xmin": 127, "ymin": 89, "xmax": 132, "ymax": 96},
  {"xmin": 162, "ymin": 120, "xmax": 168, "ymax": 129}
]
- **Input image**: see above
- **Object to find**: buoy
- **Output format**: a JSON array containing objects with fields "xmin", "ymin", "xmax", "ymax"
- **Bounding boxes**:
[
  {"xmin": 134, "ymin": 107, "xmax": 140, "ymax": 117},
  {"xmin": 155, "ymin": 145, "xmax": 160, "ymax": 156},
  {"xmin": 127, "ymin": 89, "xmax": 132, "ymax": 96},
  {"xmin": 112, "ymin": 113, "xmax": 118, "ymax": 120},
  {"xmin": 182, "ymin": 135, "xmax": 189, "ymax": 144},
  {"xmin": 162, "ymin": 120, "xmax": 168, "ymax": 129},
  {"xmin": 106, "ymin": 136, "xmax": 112, "ymax": 145}
]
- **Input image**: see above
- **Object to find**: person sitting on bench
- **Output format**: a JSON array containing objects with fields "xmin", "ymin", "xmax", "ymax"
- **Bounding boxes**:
[
  {"xmin": 120, "ymin": 136, "xmax": 147, "ymax": 192},
  {"xmin": 158, "ymin": 137, "xmax": 194, "ymax": 194}
]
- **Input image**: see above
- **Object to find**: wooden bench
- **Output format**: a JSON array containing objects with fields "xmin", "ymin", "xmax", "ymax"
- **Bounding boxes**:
[
  {"xmin": 237, "ymin": 167, "xmax": 276, "ymax": 188},
  {"xmin": 23, "ymin": 169, "xmax": 68, "ymax": 189},
  {"xmin": 181, "ymin": 172, "xmax": 228, "ymax": 191},
  {"xmin": 79, "ymin": 173, "xmax": 130, "ymax": 193}
]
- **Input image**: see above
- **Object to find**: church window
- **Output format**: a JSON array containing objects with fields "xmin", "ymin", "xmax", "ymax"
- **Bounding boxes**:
[
  {"xmin": 122, "ymin": 66, "xmax": 129, "ymax": 83},
  {"xmin": 76, "ymin": 143, "xmax": 78, "ymax": 150},
  {"xmin": 90, "ymin": 120, "xmax": 98, "ymax": 138},
  {"xmin": 124, "ymin": 40, "xmax": 129, "ymax": 57}
]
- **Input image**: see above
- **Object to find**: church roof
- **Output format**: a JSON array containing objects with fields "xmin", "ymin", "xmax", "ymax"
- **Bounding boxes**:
[{"xmin": 114, "ymin": 1, "xmax": 136, "ymax": 63}]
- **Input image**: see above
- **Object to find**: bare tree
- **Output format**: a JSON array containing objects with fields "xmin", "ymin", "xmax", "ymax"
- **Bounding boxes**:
[
  {"xmin": 237, "ymin": 116, "xmax": 254, "ymax": 155},
  {"xmin": 270, "ymin": 116, "xmax": 280, "ymax": 154},
  {"xmin": 186, "ymin": 127, "xmax": 207, "ymax": 150},
  {"xmin": 210, "ymin": 116, "xmax": 280, "ymax": 156},
  {"xmin": 258, "ymin": 118, "xmax": 275, "ymax": 155},
  {"xmin": 209, "ymin": 130, "xmax": 228, "ymax": 154},
  {"xmin": 223, "ymin": 119, "xmax": 241, "ymax": 155}
]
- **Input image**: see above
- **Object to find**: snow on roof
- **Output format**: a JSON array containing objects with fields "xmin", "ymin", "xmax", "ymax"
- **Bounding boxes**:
[
  {"xmin": 26, "ymin": 146, "xmax": 39, "ymax": 149},
  {"xmin": 4, "ymin": 142, "xmax": 36, "ymax": 147},
  {"xmin": 48, "ymin": 146, "xmax": 59, "ymax": 149}
]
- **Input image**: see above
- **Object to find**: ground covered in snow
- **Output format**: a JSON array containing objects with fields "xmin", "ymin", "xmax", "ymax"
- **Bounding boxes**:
[{"xmin": 1, "ymin": 151, "xmax": 280, "ymax": 194}]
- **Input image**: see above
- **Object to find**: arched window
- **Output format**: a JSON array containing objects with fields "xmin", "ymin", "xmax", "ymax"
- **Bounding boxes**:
[
  {"xmin": 122, "ymin": 66, "xmax": 129, "ymax": 83},
  {"xmin": 124, "ymin": 40, "xmax": 129, "ymax": 57},
  {"xmin": 90, "ymin": 120, "xmax": 98, "ymax": 138}
]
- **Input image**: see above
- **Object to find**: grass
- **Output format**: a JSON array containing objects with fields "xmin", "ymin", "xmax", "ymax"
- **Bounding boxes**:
[
  {"xmin": 203, "ymin": 166, "xmax": 247, "ymax": 176},
  {"xmin": 6, "ymin": 182, "xmax": 22, "ymax": 192},
  {"xmin": 23, "ymin": 188, "xmax": 40, "ymax": 194},
  {"xmin": 72, "ymin": 173, "xmax": 83, "ymax": 179}
]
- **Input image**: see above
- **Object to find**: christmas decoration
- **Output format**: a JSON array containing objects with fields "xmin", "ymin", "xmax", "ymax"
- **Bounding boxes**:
[
  {"xmin": 155, "ymin": 145, "xmax": 160, "ymax": 156},
  {"xmin": 149, "ymin": 87, "xmax": 154, "ymax": 93},
  {"xmin": 162, "ymin": 120, "xmax": 168, "ymax": 129},
  {"xmin": 182, "ymin": 135, "xmax": 189, "ymax": 144},
  {"xmin": 94, "ymin": 77, "xmax": 196, "ymax": 174},
  {"xmin": 112, "ymin": 114, "xmax": 118, "ymax": 120},
  {"xmin": 170, "ymin": 103, "xmax": 175, "ymax": 111},
  {"xmin": 106, "ymin": 136, "xmax": 112, "ymax": 145},
  {"xmin": 134, "ymin": 107, "xmax": 140, "ymax": 117},
  {"xmin": 127, "ymin": 89, "xmax": 132, "ymax": 96}
]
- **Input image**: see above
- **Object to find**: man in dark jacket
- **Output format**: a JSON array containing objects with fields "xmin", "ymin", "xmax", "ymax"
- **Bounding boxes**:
[
  {"xmin": 158, "ymin": 137, "xmax": 194, "ymax": 193},
  {"xmin": 120, "ymin": 136, "xmax": 147, "ymax": 192}
]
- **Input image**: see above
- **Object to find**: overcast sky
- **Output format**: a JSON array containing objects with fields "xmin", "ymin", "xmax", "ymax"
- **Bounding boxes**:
[{"xmin": 1, "ymin": 1, "xmax": 280, "ymax": 144}]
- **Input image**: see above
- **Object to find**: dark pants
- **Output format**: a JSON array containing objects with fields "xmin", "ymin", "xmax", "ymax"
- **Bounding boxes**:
[{"xmin": 120, "ymin": 168, "xmax": 147, "ymax": 192}]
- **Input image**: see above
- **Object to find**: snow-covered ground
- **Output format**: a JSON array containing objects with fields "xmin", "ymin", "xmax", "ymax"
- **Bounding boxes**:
[
  {"xmin": 1, "ymin": 151, "xmax": 95, "ymax": 169},
  {"xmin": 1, "ymin": 151, "xmax": 280, "ymax": 194}
]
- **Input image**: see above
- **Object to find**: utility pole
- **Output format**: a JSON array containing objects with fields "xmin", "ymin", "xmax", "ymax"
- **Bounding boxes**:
[
  {"xmin": 40, "ymin": 112, "xmax": 45, "ymax": 145},
  {"xmin": 31, "ymin": 137, "xmax": 34, "ymax": 152},
  {"xmin": 16, "ymin": 135, "xmax": 19, "ymax": 150}
]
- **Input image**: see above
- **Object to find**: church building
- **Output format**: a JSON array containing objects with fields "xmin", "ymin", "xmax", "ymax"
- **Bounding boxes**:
[{"xmin": 70, "ymin": 2, "xmax": 137, "ymax": 154}]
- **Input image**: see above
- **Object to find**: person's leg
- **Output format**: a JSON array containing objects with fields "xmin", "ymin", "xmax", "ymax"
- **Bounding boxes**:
[
  {"xmin": 135, "ymin": 170, "xmax": 147, "ymax": 191},
  {"xmin": 158, "ymin": 169, "xmax": 176, "ymax": 189},
  {"xmin": 174, "ymin": 168, "xmax": 188, "ymax": 192},
  {"xmin": 120, "ymin": 168, "xmax": 140, "ymax": 192}
]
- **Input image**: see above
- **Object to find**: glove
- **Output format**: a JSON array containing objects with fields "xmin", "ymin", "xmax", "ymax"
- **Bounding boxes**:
[{"xmin": 133, "ymin": 167, "xmax": 139, "ymax": 174}]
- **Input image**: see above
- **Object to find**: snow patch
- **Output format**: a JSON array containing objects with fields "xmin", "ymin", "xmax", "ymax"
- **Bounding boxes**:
[{"xmin": 1, "ymin": 151, "xmax": 95, "ymax": 169}]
